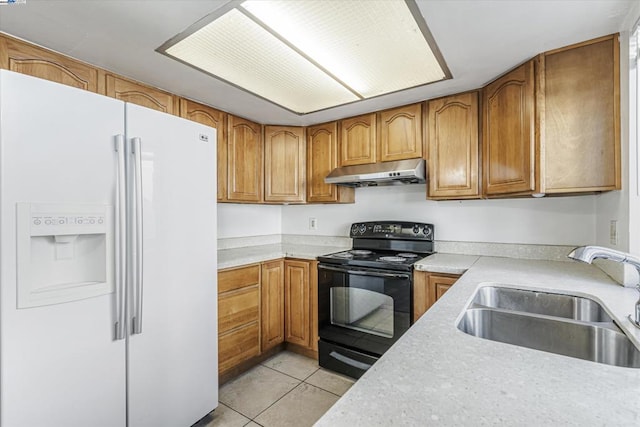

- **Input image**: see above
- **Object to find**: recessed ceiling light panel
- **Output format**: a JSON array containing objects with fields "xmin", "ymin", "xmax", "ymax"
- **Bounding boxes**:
[{"xmin": 159, "ymin": 0, "xmax": 450, "ymax": 114}]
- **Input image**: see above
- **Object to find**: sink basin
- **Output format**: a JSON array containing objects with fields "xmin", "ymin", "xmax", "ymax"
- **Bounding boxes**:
[
  {"xmin": 470, "ymin": 286, "xmax": 612, "ymax": 322},
  {"xmin": 458, "ymin": 286, "xmax": 640, "ymax": 368}
]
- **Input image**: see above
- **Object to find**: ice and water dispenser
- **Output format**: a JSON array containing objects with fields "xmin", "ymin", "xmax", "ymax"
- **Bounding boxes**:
[{"xmin": 17, "ymin": 203, "xmax": 113, "ymax": 308}]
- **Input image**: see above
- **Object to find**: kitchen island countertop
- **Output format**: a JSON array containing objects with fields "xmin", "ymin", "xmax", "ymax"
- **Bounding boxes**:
[{"xmin": 315, "ymin": 256, "xmax": 640, "ymax": 426}]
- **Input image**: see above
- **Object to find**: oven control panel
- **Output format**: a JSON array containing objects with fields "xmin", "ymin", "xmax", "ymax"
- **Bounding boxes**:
[{"xmin": 349, "ymin": 221, "xmax": 434, "ymax": 240}]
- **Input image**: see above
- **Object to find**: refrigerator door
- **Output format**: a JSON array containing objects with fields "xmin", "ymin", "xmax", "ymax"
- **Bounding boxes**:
[
  {"xmin": 125, "ymin": 103, "xmax": 218, "ymax": 427},
  {"xmin": 0, "ymin": 71, "xmax": 127, "ymax": 426}
]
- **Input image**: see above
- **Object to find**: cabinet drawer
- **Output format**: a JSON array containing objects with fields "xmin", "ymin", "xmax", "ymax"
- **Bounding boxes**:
[
  {"xmin": 219, "ymin": 322, "xmax": 260, "ymax": 374},
  {"xmin": 218, "ymin": 286, "xmax": 260, "ymax": 334},
  {"xmin": 219, "ymin": 265, "xmax": 260, "ymax": 293}
]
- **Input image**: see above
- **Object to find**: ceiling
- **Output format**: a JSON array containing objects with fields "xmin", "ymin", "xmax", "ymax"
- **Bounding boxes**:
[{"xmin": 0, "ymin": 0, "xmax": 635, "ymax": 126}]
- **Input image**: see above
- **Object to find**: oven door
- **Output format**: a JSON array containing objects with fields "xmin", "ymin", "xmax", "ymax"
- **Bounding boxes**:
[{"xmin": 317, "ymin": 263, "xmax": 412, "ymax": 357}]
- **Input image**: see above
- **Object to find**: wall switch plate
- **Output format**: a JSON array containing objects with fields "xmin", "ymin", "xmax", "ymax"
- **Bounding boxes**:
[
  {"xmin": 610, "ymin": 220, "xmax": 618, "ymax": 245},
  {"xmin": 309, "ymin": 217, "xmax": 318, "ymax": 231}
]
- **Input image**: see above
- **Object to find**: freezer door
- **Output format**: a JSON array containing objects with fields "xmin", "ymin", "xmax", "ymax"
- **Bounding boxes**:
[
  {"xmin": 125, "ymin": 103, "xmax": 218, "ymax": 427},
  {"xmin": 0, "ymin": 71, "xmax": 127, "ymax": 426}
]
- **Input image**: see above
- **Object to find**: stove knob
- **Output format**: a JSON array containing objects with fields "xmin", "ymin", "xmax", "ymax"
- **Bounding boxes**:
[
  {"xmin": 423, "ymin": 226, "xmax": 432, "ymax": 238},
  {"xmin": 351, "ymin": 224, "xmax": 359, "ymax": 235},
  {"xmin": 359, "ymin": 224, "xmax": 366, "ymax": 234},
  {"xmin": 412, "ymin": 224, "xmax": 420, "ymax": 234}
]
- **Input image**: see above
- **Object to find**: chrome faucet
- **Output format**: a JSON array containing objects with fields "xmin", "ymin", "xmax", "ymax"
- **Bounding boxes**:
[{"xmin": 568, "ymin": 246, "xmax": 640, "ymax": 328}]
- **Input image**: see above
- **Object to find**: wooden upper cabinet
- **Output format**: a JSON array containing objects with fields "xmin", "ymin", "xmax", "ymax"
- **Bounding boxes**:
[
  {"xmin": 227, "ymin": 115, "xmax": 263, "ymax": 202},
  {"xmin": 379, "ymin": 103, "xmax": 423, "ymax": 162},
  {"xmin": 284, "ymin": 260, "xmax": 310, "ymax": 348},
  {"xmin": 261, "ymin": 260, "xmax": 285, "ymax": 352},
  {"xmin": 427, "ymin": 92, "xmax": 480, "ymax": 199},
  {"xmin": 179, "ymin": 99, "xmax": 228, "ymax": 202},
  {"xmin": 306, "ymin": 122, "xmax": 355, "ymax": 204},
  {"xmin": 264, "ymin": 126, "xmax": 306, "ymax": 203},
  {"xmin": 339, "ymin": 113, "xmax": 377, "ymax": 166},
  {"xmin": 543, "ymin": 34, "xmax": 620, "ymax": 193},
  {"xmin": 105, "ymin": 74, "xmax": 176, "ymax": 115},
  {"xmin": 483, "ymin": 60, "xmax": 537, "ymax": 196},
  {"xmin": 0, "ymin": 35, "xmax": 98, "ymax": 92}
]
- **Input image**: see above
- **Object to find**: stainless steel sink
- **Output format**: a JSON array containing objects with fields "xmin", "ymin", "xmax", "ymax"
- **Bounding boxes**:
[
  {"xmin": 458, "ymin": 286, "xmax": 640, "ymax": 368},
  {"xmin": 470, "ymin": 286, "xmax": 612, "ymax": 322}
]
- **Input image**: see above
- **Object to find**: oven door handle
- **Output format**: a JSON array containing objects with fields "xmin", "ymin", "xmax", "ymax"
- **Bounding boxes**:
[
  {"xmin": 329, "ymin": 351, "xmax": 373, "ymax": 371},
  {"xmin": 319, "ymin": 264, "xmax": 411, "ymax": 279}
]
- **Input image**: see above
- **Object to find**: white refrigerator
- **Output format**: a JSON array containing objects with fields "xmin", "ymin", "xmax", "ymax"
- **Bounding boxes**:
[{"xmin": 0, "ymin": 70, "xmax": 218, "ymax": 427}]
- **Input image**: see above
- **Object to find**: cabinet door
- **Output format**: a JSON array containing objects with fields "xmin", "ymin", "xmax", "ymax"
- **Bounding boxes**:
[
  {"xmin": 483, "ymin": 60, "xmax": 537, "ymax": 196},
  {"xmin": 0, "ymin": 35, "xmax": 99, "ymax": 92},
  {"xmin": 264, "ymin": 126, "xmax": 306, "ymax": 203},
  {"xmin": 219, "ymin": 286, "xmax": 260, "ymax": 335},
  {"xmin": 261, "ymin": 260, "xmax": 285, "ymax": 352},
  {"xmin": 218, "ymin": 322, "xmax": 261, "ymax": 376},
  {"xmin": 379, "ymin": 103, "xmax": 423, "ymax": 162},
  {"xmin": 306, "ymin": 122, "xmax": 355, "ymax": 203},
  {"xmin": 179, "ymin": 99, "xmax": 228, "ymax": 201},
  {"xmin": 413, "ymin": 272, "xmax": 459, "ymax": 322},
  {"xmin": 227, "ymin": 115, "xmax": 263, "ymax": 202},
  {"xmin": 427, "ymin": 92, "xmax": 480, "ymax": 199},
  {"xmin": 339, "ymin": 113, "xmax": 377, "ymax": 166},
  {"xmin": 309, "ymin": 261, "xmax": 319, "ymax": 352},
  {"xmin": 218, "ymin": 265, "xmax": 262, "ymax": 377},
  {"xmin": 543, "ymin": 35, "xmax": 620, "ymax": 193},
  {"xmin": 284, "ymin": 260, "xmax": 310, "ymax": 347},
  {"xmin": 429, "ymin": 274, "xmax": 457, "ymax": 304},
  {"xmin": 105, "ymin": 74, "xmax": 176, "ymax": 115}
]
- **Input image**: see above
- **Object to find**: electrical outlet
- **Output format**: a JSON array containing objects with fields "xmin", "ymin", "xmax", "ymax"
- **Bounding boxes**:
[
  {"xmin": 610, "ymin": 220, "xmax": 618, "ymax": 245},
  {"xmin": 309, "ymin": 217, "xmax": 318, "ymax": 231}
]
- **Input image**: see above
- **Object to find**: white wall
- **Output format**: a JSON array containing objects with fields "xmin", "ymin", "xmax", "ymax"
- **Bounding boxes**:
[
  {"xmin": 595, "ymin": 30, "xmax": 631, "ymax": 253},
  {"xmin": 282, "ymin": 184, "xmax": 597, "ymax": 245},
  {"xmin": 593, "ymin": 6, "xmax": 640, "ymax": 285},
  {"xmin": 217, "ymin": 204, "xmax": 282, "ymax": 238}
]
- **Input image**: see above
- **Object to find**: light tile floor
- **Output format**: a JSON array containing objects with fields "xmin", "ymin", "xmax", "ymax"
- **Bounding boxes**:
[{"xmin": 196, "ymin": 351, "xmax": 355, "ymax": 427}]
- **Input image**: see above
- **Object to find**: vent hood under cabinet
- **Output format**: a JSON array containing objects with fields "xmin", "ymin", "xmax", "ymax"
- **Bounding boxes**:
[{"xmin": 325, "ymin": 159, "xmax": 426, "ymax": 187}]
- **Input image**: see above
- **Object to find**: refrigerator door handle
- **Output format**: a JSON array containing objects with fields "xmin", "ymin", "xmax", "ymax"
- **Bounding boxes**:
[
  {"xmin": 114, "ymin": 135, "xmax": 127, "ymax": 341},
  {"xmin": 131, "ymin": 137, "xmax": 144, "ymax": 335}
]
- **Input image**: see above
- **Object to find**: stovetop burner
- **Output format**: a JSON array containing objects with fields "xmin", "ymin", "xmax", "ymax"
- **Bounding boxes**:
[
  {"xmin": 397, "ymin": 253, "xmax": 418, "ymax": 258},
  {"xmin": 378, "ymin": 256, "xmax": 406, "ymax": 263},
  {"xmin": 317, "ymin": 221, "xmax": 435, "ymax": 272},
  {"xmin": 350, "ymin": 250, "xmax": 373, "ymax": 256}
]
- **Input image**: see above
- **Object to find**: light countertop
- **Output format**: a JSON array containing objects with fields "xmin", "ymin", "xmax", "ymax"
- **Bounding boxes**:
[
  {"xmin": 315, "ymin": 256, "xmax": 640, "ymax": 426},
  {"xmin": 218, "ymin": 243, "xmax": 348, "ymax": 269},
  {"xmin": 414, "ymin": 253, "xmax": 480, "ymax": 275}
]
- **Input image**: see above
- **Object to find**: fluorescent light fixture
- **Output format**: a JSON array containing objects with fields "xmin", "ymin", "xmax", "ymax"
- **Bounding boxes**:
[{"xmin": 159, "ymin": 0, "xmax": 450, "ymax": 114}]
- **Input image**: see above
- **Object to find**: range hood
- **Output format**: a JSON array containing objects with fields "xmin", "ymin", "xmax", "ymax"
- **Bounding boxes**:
[{"xmin": 325, "ymin": 158, "xmax": 426, "ymax": 187}]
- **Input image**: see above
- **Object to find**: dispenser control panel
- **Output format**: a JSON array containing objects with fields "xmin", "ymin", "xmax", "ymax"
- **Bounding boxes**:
[{"xmin": 29, "ymin": 207, "xmax": 107, "ymax": 236}]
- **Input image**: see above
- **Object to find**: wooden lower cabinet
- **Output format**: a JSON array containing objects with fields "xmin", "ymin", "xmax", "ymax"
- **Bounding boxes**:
[
  {"xmin": 218, "ymin": 264, "xmax": 261, "ymax": 378},
  {"xmin": 284, "ymin": 259, "xmax": 311, "ymax": 348},
  {"xmin": 413, "ymin": 271, "xmax": 460, "ymax": 322},
  {"xmin": 218, "ymin": 259, "xmax": 318, "ymax": 381},
  {"xmin": 218, "ymin": 322, "xmax": 260, "ymax": 375},
  {"xmin": 261, "ymin": 260, "xmax": 285, "ymax": 352},
  {"xmin": 283, "ymin": 258, "xmax": 318, "ymax": 353}
]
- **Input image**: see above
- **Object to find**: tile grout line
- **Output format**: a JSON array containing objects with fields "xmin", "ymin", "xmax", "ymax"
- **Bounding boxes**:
[
  {"xmin": 249, "ymin": 380, "xmax": 308, "ymax": 423},
  {"xmin": 260, "ymin": 362, "xmax": 353, "ymax": 398}
]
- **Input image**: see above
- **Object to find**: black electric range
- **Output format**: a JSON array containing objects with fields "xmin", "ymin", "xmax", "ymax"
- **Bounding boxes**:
[{"xmin": 316, "ymin": 221, "xmax": 435, "ymax": 378}]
